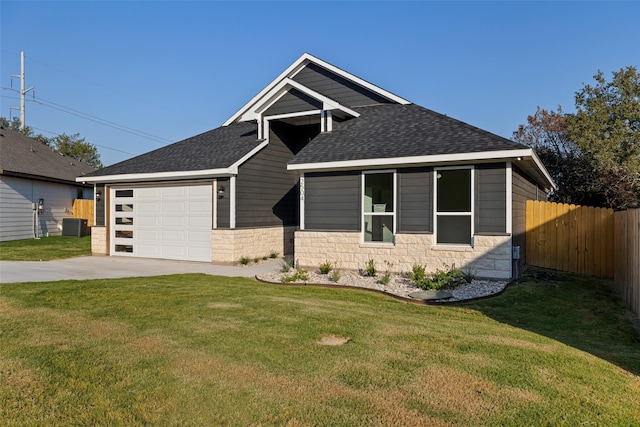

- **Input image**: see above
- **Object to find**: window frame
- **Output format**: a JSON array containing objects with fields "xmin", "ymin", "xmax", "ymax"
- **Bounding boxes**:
[
  {"xmin": 433, "ymin": 166, "xmax": 475, "ymax": 246},
  {"xmin": 361, "ymin": 169, "xmax": 397, "ymax": 244}
]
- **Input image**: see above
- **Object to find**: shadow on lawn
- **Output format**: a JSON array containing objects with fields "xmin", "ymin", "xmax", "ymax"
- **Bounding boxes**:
[{"xmin": 462, "ymin": 267, "xmax": 640, "ymax": 376}]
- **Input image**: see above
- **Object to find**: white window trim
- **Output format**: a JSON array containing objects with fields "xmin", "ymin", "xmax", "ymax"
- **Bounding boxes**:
[
  {"xmin": 433, "ymin": 166, "xmax": 475, "ymax": 247},
  {"xmin": 361, "ymin": 169, "xmax": 397, "ymax": 244}
]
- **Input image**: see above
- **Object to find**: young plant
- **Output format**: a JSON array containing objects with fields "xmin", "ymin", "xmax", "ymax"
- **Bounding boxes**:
[
  {"xmin": 410, "ymin": 264, "xmax": 428, "ymax": 288},
  {"xmin": 379, "ymin": 271, "xmax": 391, "ymax": 286},
  {"xmin": 364, "ymin": 258, "xmax": 377, "ymax": 277},
  {"xmin": 319, "ymin": 260, "xmax": 333, "ymax": 275},
  {"xmin": 281, "ymin": 258, "xmax": 293, "ymax": 273},
  {"xmin": 240, "ymin": 256, "xmax": 251, "ymax": 266},
  {"xmin": 269, "ymin": 250, "xmax": 279, "ymax": 259},
  {"xmin": 330, "ymin": 270, "xmax": 341, "ymax": 282}
]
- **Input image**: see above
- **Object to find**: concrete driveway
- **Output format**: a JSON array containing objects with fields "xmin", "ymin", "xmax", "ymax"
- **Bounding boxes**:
[{"xmin": 0, "ymin": 256, "xmax": 282, "ymax": 284}]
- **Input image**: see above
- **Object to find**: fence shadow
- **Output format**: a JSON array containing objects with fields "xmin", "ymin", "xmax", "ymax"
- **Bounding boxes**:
[{"xmin": 462, "ymin": 268, "xmax": 640, "ymax": 376}]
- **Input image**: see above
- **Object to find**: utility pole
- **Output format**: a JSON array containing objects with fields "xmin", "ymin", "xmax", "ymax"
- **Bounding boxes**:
[{"xmin": 11, "ymin": 51, "xmax": 34, "ymax": 130}]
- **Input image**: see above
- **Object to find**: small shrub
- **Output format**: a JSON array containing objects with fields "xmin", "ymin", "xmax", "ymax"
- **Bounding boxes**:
[
  {"xmin": 281, "ymin": 269, "xmax": 309, "ymax": 283},
  {"xmin": 412, "ymin": 264, "xmax": 467, "ymax": 290},
  {"xmin": 319, "ymin": 260, "xmax": 333, "ymax": 275},
  {"xmin": 240, "ymin": 256, "xmax": 251, "ymax": 265},
  {"xmin": 262, "ymin": 255, "xmax": 269, "ymax": 261},
  {"xmin": 330, "ymin": 270, "xmax": 341, "ymax": 282},
  {"xmin": 253, "ymin": 257, "xmax": 260, "ymax": 263},
  {"xmin": 379, "ymin": 271, "xmax": 391, "ymax": 286},
  {"xmin": 410, "ymin": 264, "xmax": 428, "ymax": 287},
  {"xmin": 269, "ymin": 250, "xmax": 279, "ymax": 259},
  {"xmin": 364, "ymin": 259, "xmax": 377, "ymax": 277},
  {"xmin": 281, "ymin": 258, "xmax": 293, "ymax": 273}
]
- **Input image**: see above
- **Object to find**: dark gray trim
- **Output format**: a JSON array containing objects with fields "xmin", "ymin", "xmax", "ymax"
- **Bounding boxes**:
[
  {"xmin": 216, "ymin": 177, "xmax": 230, "ymax": 228},
  {"xmin": 475, "ymin": 163, "xmax": 506, "ymax": 234},
  {"xmin": 95, "ymin": 184, "xmax": 106, "ymax": 227},
  {"xmin": 398, "ymin": 167, "xmax": 432, "ymax": 233},
  {"xmin": 512, "ymin": 165, "xmax": 544, "ymax": 269},
  {"xmin": 264, "ymin": 88, "xmax": 322, "ymax": 116},
  {"xmin": 235, "ymin": 125, "xmax": 301, "ymax": 227},
  {"xmin": 304, "ymin": 171, "xmax": 360, "ymax": 231},
  {"xmin": 292, "ymin": 62, "xmax": 392, "ymax": 107}
]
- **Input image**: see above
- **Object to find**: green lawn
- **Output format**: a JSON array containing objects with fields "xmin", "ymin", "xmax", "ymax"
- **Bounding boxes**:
[
  {"xmin": 0, "ymin": 236, "xmax": 91, "ymax": 261},
  {"xmin": 1, "ymin": 270, "xmax": 638, "ymax": 426}
]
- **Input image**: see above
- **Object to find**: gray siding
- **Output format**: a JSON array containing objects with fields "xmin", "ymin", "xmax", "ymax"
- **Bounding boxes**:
[
  {"xmin": 235, "ymin": 129, "xmax": 299, "ymax": 228},
  {"xmin": 512, "ymin": 166, "xmax": 544, "ymax": 268},
  {"xmin": 293, "ymin": 62, "xmax": 392, "ymax": 107},
  {"xmin": 398, "ymin": 168, "xmax": 432, "ymax": 233},
  {"xmin": 0, "ymin": 176, "xmax": 77, "ymax": 241},
  {"xmin": 216, "ymin": 177, "xmax": 230, "ymax": 228},
  {"xmin": 305, "ymin": 171, "xmax": 360, "ymax": 231},
  {"xmin": 264, "ymin": 88, "xmax": 322, "ymax": 117},
  {"xmin": 95, "ymin": 184, "xmax": 106, "ymax": 226},
  {"xmin": 475, "ymin": 163, "xmax": 507, "ymax": 234}
]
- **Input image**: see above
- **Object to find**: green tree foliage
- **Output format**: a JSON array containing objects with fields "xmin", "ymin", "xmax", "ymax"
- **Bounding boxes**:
[
  {"xmin": 52, "ymin": 133, "xmax": 103, "ymax": 169},
  {"xmin": 568, "ymin": 66, "xmax": 640, "ymax": 178},
  {"xmin": 515, "ymin": 67, "xmax": 640, "ymax": 210},
  {"xmin": 1, "ymin": 116, "xmax": 103, "ymax": 169}
]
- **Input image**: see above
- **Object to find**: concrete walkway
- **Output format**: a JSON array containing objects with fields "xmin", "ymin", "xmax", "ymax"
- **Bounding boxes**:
[{"xmin": 0, "ymin": 256, "xmax": 282, "ymax": 284}]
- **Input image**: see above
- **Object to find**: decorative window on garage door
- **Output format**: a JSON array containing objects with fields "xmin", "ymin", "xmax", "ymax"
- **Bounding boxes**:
[{"xmin": 113, "ymin": 189, "xmax": 134, "ymax": 253}]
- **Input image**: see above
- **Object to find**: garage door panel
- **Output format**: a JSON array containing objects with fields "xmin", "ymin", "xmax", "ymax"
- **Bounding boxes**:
[
  {"xmin": 111, "ymin": 184, "xmax": 212, "ymax": 262},
  {"xmin": 162, "ymin": 216, "xmax": 185, "ymax": 227}
]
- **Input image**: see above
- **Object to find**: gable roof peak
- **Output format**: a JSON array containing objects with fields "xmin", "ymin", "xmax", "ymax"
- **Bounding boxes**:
[{"xmin": 223, "ymin": 53, "xmax": 410, "ymax": 126}]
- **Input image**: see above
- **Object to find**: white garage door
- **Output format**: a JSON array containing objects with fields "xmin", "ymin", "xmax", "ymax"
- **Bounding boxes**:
[{"xmin": 110, "ymin": 184, "xmax": 212, "ymax": 262}]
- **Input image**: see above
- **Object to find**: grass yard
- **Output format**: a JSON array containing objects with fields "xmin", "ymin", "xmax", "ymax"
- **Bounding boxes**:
[
  {"xmin": 0, "ymin": 236, "xmax": 91, "ymax": 261},
  {"xmin": 1, "ymin": 270, "xmax": 639, "ymax": 426}
]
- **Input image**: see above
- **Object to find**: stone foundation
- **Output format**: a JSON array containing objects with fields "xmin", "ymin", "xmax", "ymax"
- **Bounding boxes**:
[
  {"xmin": 91, "ymin": 226, "xmax": 108, "ymax": 255},
  {"xmin": 212, "ymin": 226, "xmax": 296, "ymax": 264},
  {"xmin": 294, "ymin": 231, "xmax": 512, "ymax": 279}
]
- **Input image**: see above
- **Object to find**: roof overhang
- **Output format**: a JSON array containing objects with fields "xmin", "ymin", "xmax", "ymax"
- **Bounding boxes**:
[
  {"xmin": 288, "ymin": 148, "xmax": 557, "ymax": 191},
  {"xmin": 3, "ymin": 170, "xmax": 93, "ymax": 187},
  {"xmin": 77, "ymin": 140, "xmax": 269, "ymax": 184},
  {"xmin": 223, "ymin": 53, "xmax": 409, "ymax": 126}
]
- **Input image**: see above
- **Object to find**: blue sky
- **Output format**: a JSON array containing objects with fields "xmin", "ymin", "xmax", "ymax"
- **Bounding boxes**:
[{"xmin": 1, "ymin": 1, "xmax": 638, "ymax": 167}]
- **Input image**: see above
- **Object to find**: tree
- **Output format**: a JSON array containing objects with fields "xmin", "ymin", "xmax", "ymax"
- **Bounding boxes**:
[
  {"xmin": 513, "ymin": 106, "xmax": 604, "ymax": 206},
  {"xmin": 53, "ymin": 133, "xmax": 103, "ymax": 169},
  {"xmin": 0, "ymin": 116, "xmax": 51, "ymax": 146},
  {"xmin": 515, "ymin": 67, "xmax": 640, "ymax": 210},
  {"xmin": 567, "ymin": 66, "xmax": 640, "ymax": 209}
]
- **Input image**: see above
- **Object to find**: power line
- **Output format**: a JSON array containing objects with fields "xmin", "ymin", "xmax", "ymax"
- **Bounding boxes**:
[
  {"xmin": 1, "ymin": 90, "xmax": 172, "ymax": 144},
  {"xmin": 31, "ymin": 126, "xmax": 137, "ymax": 156}
]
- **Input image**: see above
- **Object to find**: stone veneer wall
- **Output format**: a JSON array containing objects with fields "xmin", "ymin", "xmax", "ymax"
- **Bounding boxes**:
[
  {"xmin": 294, "ymin": 231, "xmax": 512, "ymax": 279},
  {"xmin": 91, "ymin": 226, "xmax": 107, "ymax": 255},
  {"xmin": 211, "ymin": 226, "xmax": 296, "ymax": 264}
]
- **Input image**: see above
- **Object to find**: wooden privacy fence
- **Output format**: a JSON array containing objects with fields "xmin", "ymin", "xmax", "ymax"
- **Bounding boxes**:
[
  {"xmin": 72, "ymin": 199, "xmax": 94, "ymax": 227},
  {"xmin": 526, "ymin": 201, "xmax": 614, "ymax": 278},
  {"xmin": 613, "ymin": 209, "xmax": 640, "ymax": 318}
]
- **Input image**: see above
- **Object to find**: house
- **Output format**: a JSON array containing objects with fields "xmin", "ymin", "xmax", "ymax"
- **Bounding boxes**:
[
  {"xmin": 0, "ymin": 127, "xmax": 95, "ymax": 241},
  {"xmin": 79, "ymin": 53, "xmax": 553, "ymax": 278}
]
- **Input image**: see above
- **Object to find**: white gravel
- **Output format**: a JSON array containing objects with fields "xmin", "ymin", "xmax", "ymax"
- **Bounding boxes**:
[{"xmin": 257, "ymin": 268, "xmax": 509, "ymax": 302}]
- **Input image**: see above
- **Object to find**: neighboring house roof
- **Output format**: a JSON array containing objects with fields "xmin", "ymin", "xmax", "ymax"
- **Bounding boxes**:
[
  {"xmin": 83, "ymin": 122, "xmax": 264, "ymax": 183},
  {"xmin": 0, "ymin": 127, "xmax": 95, "ymax": 185}
]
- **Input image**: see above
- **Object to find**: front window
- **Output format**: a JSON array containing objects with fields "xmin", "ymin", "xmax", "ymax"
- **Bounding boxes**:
[
  {"xmin": 435, "ymin": 168, "xmax": 473, "ymax": 245},
  {"xmin": 363, "ymin": 171, "xmax": 395, "ymax": 243}
]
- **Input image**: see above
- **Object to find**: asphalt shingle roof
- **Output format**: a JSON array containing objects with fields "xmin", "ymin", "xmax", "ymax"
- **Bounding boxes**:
[
  {"xmin": 289, "ymin": 104, "xmax": 529, "ymax": 165},
  {"xmin": 86, "ymin": 122, "xmax": 260, "ymax": 177},
  {"xmin": 0, "ymin": 127, "xmax": 95, "ymax": 183}
]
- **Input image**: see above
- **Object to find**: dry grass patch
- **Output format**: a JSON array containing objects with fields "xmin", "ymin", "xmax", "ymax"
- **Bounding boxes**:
[{"xmin": 317, "ymin": 334, "xmax": 352, "ymax": 346}]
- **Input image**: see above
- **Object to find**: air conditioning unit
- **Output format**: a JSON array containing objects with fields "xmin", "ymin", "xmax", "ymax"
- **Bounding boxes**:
[{"xmin": 62, "ymin": 218, "xmax": 88, "ymax": 237}]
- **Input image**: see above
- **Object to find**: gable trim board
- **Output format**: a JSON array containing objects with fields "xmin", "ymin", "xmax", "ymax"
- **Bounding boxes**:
[{"xmin": 79, "ymin": 53, "xmax": 553, "ymax": 277}]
